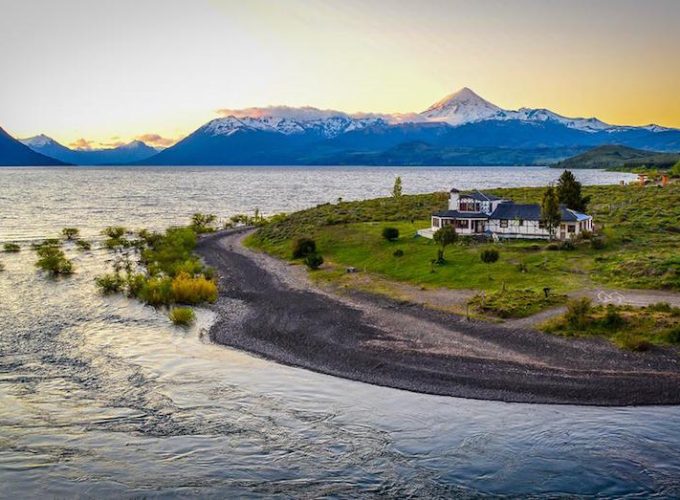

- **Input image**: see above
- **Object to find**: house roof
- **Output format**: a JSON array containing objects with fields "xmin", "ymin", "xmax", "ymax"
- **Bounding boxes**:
[
  {"xmin": 434, "ymin": 210, "xmax": 489, "ymax": 219},
  {"xmin": 488, "ymin": 202, "xmax": 591, "ymax": 222},
  {"xmin": 459, "ymin": 190, "xmax": 504, "ymax": 202}
]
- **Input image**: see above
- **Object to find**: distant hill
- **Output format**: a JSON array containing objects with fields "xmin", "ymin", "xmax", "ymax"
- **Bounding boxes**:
[
  {"xmin": 0, "ymin": 127, "xmax": 67, "ymax": 166},
  {"xmin": 555, "ymin": 145, "xmax": 680, "ymax": 170},
  {"xmin": 20, "ymin": 135, "xmax": 158, "ymax": 165}
]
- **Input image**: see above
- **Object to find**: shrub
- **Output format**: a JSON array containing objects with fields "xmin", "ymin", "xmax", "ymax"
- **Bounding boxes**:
[
  {"xmin": 382, "ymin": 227, "xmax": 399, "ymax": 241},
  {"xmin": 103, "ymin": 226, "xmax": 127, "ymax": 239},
  {"xmin": 75, "ymin": 239, "xmax": 92, "ymax": 251},
  {"xmin": 190, "ymin": 213, "xmax": 217, "ymax": 234},
  {"xmin": 666, "ymin": 326, "xmax": 680, "ymax": 343},
  {"xmin": 169, "ymin": 307, "xmax": 195, "ymax": 326},
  {"xmin": 95, "ymin": 273, "xmax": 126, "ymax": 294},
  {"xmin": 646, "ymin": 302, "xmax": 673, "ymax": 313},
  {"xmin": 304, "ymin": 253, "xmax": 324, "ymax": 270},
  {"xmin": 546, "ymin": 243, "xmax": 560, "ymax": 251},
  {"xmin": 602, "ymin": 304, "xmax": 626, "ymax": 328},
  {"xmin": 393, "ymin": 249, "xmax": 404, "ymax": 257},
  {"xmin": 480, "ymin": 248, "xmax": 499, "ymax": 263},
  {"xmin": 171, "ymin": 272, "xmax": 218, "ymax": 304},
  {"xmin": 105, "ymin": 237, "xmax": 132, "ymax": 250},
  {"xmin": 141, "ymin": 227, "xmax": 198, "ymax": 276},
  {"xmin": 619, "ymin": 334, "xmax": 652, "ymax": 352},
  {"xmin": 292, "ymin": 237, "xmax": 316, "ymax": 259},
  {"xmin": 559, "ymin": 240, "xmax": 575, "ymax": 251},
  {"xmin": 62, "ymin": 227, "xmax": 80, "ymax": 240},
  {"xmin": 0, "ymin": 262, "xmax": 4, "ymax": 272},
  {"xmin": 565, "ymin": 297, "xmax": 592, "ymax": 329},
  {"xmin": 3, "ymin": 243, "xmax": 20, "ymax": 253},
  {"xmin": 590, "ymin": 237, "xmax": 607, "ymax": 250},
  {"xmin": 137, "ymin": 276, "xmax": 174, "ymax": 306},
  {"xmin": 35, "ymin": 245, "xmax": 73, "ymax": 276}
]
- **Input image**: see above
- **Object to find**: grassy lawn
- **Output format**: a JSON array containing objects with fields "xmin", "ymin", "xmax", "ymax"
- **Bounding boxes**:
[{"xmin": 246, "ymin": 183, "xmax": 680, "ymax": 313}]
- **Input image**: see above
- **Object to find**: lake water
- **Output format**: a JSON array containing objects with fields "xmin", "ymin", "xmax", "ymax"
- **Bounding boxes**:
[{"xmin": 3, "ymin": 166, "xmax": 680, "ymax": 498}]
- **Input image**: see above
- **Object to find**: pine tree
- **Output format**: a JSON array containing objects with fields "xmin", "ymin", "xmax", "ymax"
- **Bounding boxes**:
[
  {"xmin": 392, "ymin": 176, "xmax": 403, "ymax": 198},
  {"xmin": 557, "ymin": 170, "xmax": 589, "ymax": 212},
  {"xmin": 541, "ymin": 185, "xmax": 561, "ymax": 240}
]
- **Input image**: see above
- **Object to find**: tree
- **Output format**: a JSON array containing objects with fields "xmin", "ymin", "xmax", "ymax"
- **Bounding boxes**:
[
  {"xmin": 556, "ymin": 170, "xmax": 589, "ymax": 212},
  {"xmin": 292, "ymin": 238, "xmax": 316, "ymax": 259},
  {"xmin": 191, "ymin": 213, "xmax": 217, "ymax": 233},
  {"xmin": 392, "ymin": 176, "xmax": 403, "ymax": 198},
  {"xmin": 433, "ymin": 225, "xmax": 457, "ymax": 263},
  {"xmin": 671, "ymin": 160, "xmax": 680, "ymax": 178},
  {"xmin": 541, "ymin": 185, "xmax": 561, "ymax": 240}
]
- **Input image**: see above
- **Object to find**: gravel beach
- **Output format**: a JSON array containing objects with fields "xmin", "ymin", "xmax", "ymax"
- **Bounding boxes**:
[{"xmin": 197, "ymin": 229, "xmax": 680, "ymax": 406}]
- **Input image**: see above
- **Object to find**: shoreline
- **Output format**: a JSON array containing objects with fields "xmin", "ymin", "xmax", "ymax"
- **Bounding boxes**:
[{"xmin": 197, "ymin": 229, "xmax": 680, "ymax": 406}]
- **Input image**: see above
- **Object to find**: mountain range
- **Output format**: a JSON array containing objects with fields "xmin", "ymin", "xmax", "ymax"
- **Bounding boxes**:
[
  {"xmin": 4, "ymin": 87, "xmax": 680, "ymax": 166},
  {"xmin": 18, "ymin": 135, "xmax": 158, "ymax": 165}
]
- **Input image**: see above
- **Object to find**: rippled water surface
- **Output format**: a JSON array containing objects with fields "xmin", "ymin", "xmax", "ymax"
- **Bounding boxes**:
[{"xmin": 3, "ymin": 166, "xmax": 680, "ymax": 498}]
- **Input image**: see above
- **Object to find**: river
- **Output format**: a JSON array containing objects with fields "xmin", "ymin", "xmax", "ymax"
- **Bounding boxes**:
[{"xmin": 3, "ymin": 166, "xmax": 679, "ymax": 497}]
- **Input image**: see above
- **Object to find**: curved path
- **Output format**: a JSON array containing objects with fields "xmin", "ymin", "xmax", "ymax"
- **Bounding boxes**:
[{"xmin": 197, "ymin": 229, "xmax": 680, "ymax": 406}]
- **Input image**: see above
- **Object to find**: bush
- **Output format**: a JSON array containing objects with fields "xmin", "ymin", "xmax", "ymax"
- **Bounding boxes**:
[
  {"xmin": 3, "ymin": 243, "xmax": 20, "ymax": 253},
  {"xmin": 393, "ymin": 249, "xmax": 404, "ymax": 257},
  {"xmin": 95, "ymin": 273, "xmax": 126, "ymax": 294},
  {"xmin": 75, "ymin": 239, "xmax": 92, "ymax": 251},
  {"xmin": 559, "ymin": 240, "xmax": 575, "ymax": 251},
  {"xmin": 137, "ymin": 276, "xmax": 174, "ymax": 306},
  {"xmin": 619, "ymin": 334, "xmax": 652, "ymax": 352},
  {"xmin": 565, "ymin": 297, "xmax": 592, "ymax": 329},
  {"xmin": 292, "ymin": 237, "xmax": 316, "ymax": 259},
  {"xmin": 382, "ymin": 227, "xmax": 399, "ymax": 241},
  {"xmin": 646, "ymin": 302, "xmax": 673, "ymax": 313},
  {"xmin": 0, "ymin": 262, "xmax": 4, "ymax": 272},
  {"xmin": 62, "ymin": 227, "xmax": 80, "ymax": 240},
  {"xmin": 590, "ymin": 237, "xmax": 607, "ymax": 250},
  {"xmin": 105, "ymin": 237, "xmax": 132, "ymax": 250},
  {"xmin": 304, "ymin": 253, "xmax": 324, "ymax": 270},
  {"xmin": 35, "ymin": 245, "xmax": 73, "ymax": 276},
  {"xmin": 666, "ymin": 326, "xmax": 680, "ymax": 343},
  {"xmin": 480, "ymin": 248, "xmax": 500, "ymax": 263},
  {"xmin": 603, "ymin": 304, "xmax": 626, "ymax": 328},
  {"xmin": 190, "ymin": 213, "xmax": 217, "ymax": 234},
  {"xmin": 546, "ymin": 243, "xmax": 560, "ymax": 251},
  {"xmin": 171, "ymin": 272, "xmax": 218, "ymax": 304},
  {"xmin": 103, "ymin": 226, "xmax": 127, "ymax": 239},
  {"xmin": 169, "ymin": 307, "xmax": 195, "ymax": 326}
]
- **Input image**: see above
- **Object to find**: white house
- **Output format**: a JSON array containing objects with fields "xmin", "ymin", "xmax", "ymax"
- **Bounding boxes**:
[{"xmin": 417, "ymin": 188, "xmax": 593, "ymax": 240}]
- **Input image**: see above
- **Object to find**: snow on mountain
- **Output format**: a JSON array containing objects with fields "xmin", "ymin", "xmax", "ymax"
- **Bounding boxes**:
[
  {"xmin": 20, "ymin": 134, "xmax": 58, "ymax": 148},
  {"xmin": 204, "ymin": 107, "xmax": 387, "ymax": 139},
  {"xmin": 419, "ymin": 87, "xmax": 502, "ymax": 125}
]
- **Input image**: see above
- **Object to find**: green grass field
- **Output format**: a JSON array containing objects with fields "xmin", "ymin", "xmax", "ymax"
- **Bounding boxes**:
[{"xmin": 247, "ymin": 183, "xmax": 679, "ymax": 299}]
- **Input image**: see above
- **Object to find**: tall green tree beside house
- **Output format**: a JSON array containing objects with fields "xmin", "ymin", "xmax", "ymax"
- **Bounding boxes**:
[
  {"xmin": 541, "ymin": 185, "xmax": 561, "ymax": 240},
  {"xmin": 433, "ymin": 224, "xmax": 457, "ymax": 263},
  {"xmin": 392, "ymin": 176, "xmax": 403, "ymax": 198},
  {"xmin": 557, "ymin": 170, "xmax": 590, "ymax": 212},
  {"xmin": 671, "ymin": 160, "xmax": 680, "ymax": 178}
]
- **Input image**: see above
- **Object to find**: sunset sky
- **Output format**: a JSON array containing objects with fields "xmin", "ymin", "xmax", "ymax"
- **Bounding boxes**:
[{"xmin": 1, "ymin": 0, "xmax": 679, "ymax": 149}]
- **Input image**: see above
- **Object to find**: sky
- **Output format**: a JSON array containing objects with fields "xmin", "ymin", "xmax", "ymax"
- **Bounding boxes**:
[{"xmin": 1, "ymin": 0, "xmax": 679, "ymax": 149}]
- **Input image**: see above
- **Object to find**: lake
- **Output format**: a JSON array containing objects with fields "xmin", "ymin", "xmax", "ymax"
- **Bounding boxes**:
[{"xmin": 3, "ymin": 166, "xmax": 680, "ymax": 498}]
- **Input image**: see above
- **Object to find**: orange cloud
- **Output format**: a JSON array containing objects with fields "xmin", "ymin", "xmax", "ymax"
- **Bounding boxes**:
[
  {"xmin": 135, "ymin": 133, "xmax": 176, "ymax": 147},
  {"xmin": 70, "ymin": 138, "xmax": 94, "ymax": 150}
]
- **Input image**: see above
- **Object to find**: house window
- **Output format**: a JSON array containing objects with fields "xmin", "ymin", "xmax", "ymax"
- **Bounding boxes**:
[
  {"xmin": 500, "ymin": 220, "xmax": 508, "ymax": 228},
  {"xmin": 456, "ymin": 219, "xmax": 469, "ymax": 229},
  {"xmin": 568, "ymin": 225, "xmax": 575, "ymax": 233},
  {"xmin": 518, "ymin": 219, "xmax": 524, "ymax": 226},
  {"xmin": 538, "ymin": 221, "xmax": 545, "ymax": 229},
  {"xmin": 433, "ymin": 218, "xmax": 440, "ymax": 228}
]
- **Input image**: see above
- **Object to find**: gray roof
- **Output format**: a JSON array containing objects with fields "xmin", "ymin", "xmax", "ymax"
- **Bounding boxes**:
[
  {"xmin": 488, "ymin": 202, "xmax": 589, "ymax": 222},
  {"xmin": 459, "ymin": 190, "xmax": 504, "ymax": 202},
  {"xmin": 434, "ymin": 210, "xmax": 488, "ymax": 219}
]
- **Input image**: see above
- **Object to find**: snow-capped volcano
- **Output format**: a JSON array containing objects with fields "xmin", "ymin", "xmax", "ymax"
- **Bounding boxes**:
[
  {"xmin": 420, "ymin": 87, "xmax": 502, "ymax": 125},
  {"xmin": 204, "ymin": 107, "xmax": 387, "ymax": 139}
]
